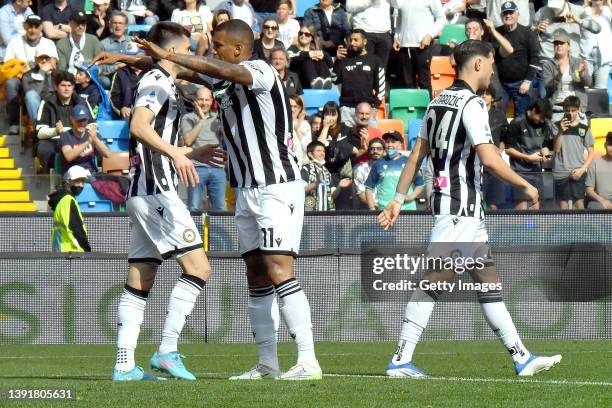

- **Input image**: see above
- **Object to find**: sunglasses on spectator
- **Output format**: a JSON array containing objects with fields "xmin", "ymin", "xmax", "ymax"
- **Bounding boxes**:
[
  {"xmin": 263, "ymin": 25, "xmax": 278, "ymax": 31},
  {"xmin": 299, "ymin": 31, "xmax": 313, "ymax": 37}
]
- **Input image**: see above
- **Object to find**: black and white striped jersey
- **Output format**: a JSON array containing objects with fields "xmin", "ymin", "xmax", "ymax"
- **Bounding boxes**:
[
  {"xmin": 128, "ymin": 65, "xmax": 183, "ymax": 198},
  {"xmin": 211, "ymin": 59, "xmax": 299, "ymax": 188},
  {"xmin": 419, "ymin": 80, "xmax": 493, "ymax": 219}
]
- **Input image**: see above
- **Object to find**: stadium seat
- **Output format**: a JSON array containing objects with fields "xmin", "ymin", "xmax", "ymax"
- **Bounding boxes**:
[
  {"xmin": 430, "ymin": 56, "xmax": 456, "ymax": 97},
  {"xmin": 376, "ymin": 119, "xmax": 404, "ymax": 136},
  {"xmin": 98, "ymin": 120, "xmax": 129, "ymax": 152},
  {"xmin": 408, "ymin": 118, "xmax": 424, "ymax": 150},
  {"xmin": 303, "ymin": 89, "xmax": 340, "ymax": 116},
  {"xmin": 439, "ymin": 24, "xmax": 468, "ymax": 46},
  {"xmin": 76, "ymin": 183, "xmax": 113, "ymax": 213},
  {"xmin": 389, "ymin": 89, "xmax": 430, "ymax": 129},
  {"xmin": 377, "ymin": 97, "xmax": 387, "ymax": 120},
  {"xmin": 296, "ymin": 0, "xmax": 318, "ymax": 18},
  {"xmin": 590, "ymin": 118, "xmax": 611, "ymax": 152},
  {"xmin": 102, "ymin": 152, "xmax": 129, "ymax": 176},
  {"xmin": 127, "ymin": 24, "xmax": 152, "ymax": 36}
]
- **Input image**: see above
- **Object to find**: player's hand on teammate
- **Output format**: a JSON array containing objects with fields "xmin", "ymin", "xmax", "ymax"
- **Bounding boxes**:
[
  {"xmin": 377, "ymin": 200, "xmax": 402, "ymax": 231},
  {"xmin": 172, "ymin": 147, "xmax": 200, "ymax": 187},
  {"xmin": 134, "ymin": 36, "xmax": 170, "ymax": 60},
  {"xmin": 189, "ymin": 144, "xmax": 227, "ymax": 168}
]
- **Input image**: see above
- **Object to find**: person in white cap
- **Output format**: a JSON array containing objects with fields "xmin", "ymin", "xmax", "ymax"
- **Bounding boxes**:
[{"xmin": 48, "ymin": 165, "xmax": 92, "ymax": 253}]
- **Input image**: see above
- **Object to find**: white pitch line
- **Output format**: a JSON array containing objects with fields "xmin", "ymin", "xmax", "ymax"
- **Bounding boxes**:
[{"xmin": 325, "ymin": 373, "xmax": 612, "ymax": 387}]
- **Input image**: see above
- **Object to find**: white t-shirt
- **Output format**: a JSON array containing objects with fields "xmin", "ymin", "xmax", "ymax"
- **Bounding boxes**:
[
  {"xmin": 4, "ymin": 36, "xmax": 58, "ymax": 67},
  {"xmin": 171, "ymin": 5, "xmax": 213, "ymax": 34},
  {"xmin": 278, "ymin": 18, "xmax": 300, "ymax": 49},
  {"xmin": 232, "ymin": 4, "xmax": 257, "ymax": 29}
]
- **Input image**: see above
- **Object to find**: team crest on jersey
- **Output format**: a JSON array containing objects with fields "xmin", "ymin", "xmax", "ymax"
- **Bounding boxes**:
[
  {"xmin": 578, "ymin": 128, "xmax": 586, "ymax": 137},
  {"xmin": 182, "ymin": 229, "xmax": 196, "ymax": 243}
]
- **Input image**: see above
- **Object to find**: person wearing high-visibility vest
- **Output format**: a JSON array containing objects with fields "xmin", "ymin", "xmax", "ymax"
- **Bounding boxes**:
[{"xmin": 48, "ymin": 165, "xmax": 92, "ymax": 252}]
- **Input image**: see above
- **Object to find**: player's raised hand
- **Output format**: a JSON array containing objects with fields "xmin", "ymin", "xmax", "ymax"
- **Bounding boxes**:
[
  {"xmin": 88, "ymin": 51, "xmax": 123, "ymax": 68},
  {"xmin": 134, "ymin": 37, "xmax": 170, "ymax": 60},
  {"xmin": 173, "ymin": 147, "xmax": 200, "ymax": 187},
  {"xmin": 377, "ymin": 200, "xmax": 402, "ymax": 231},
  {"xmin": 189, "ymin": 144, "xmax": 227, "ymax": 167}
]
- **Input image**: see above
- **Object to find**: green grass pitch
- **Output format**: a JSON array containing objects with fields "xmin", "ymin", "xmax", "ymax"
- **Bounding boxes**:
[{"xmin": 1, "ymin": 340, "xmax": 610, "ymax": 407}]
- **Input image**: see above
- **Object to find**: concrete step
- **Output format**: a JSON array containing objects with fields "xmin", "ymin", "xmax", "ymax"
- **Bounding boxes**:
[
  {"xmin": 0, "ymin": 168, "xmax": 22, "ymax": 179},
  {"xmin": 0, "ymin": 180, "xmax": 25, "ymax": 190},
  {"xmin": 0, "ymin": 147, "xmax": 10, "ymax": 158},
  {"xmin": 0, "ymin": 202, "xmax": 36, "ymax": 211},
  {"xmin": 0, "ymin": 190, "xmax": 30, "ymax": 202},
  {"xmin": 0, "ymin": 158, "xmax": 14, "ymax": 168}
]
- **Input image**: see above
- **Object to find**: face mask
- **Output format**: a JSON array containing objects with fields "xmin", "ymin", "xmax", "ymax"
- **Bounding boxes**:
[
  {"xmin": 70, "ymin": 185, "xmax": 84, "ymax": 196},
  {"xmin": 387, "ymin": 149, "xmax": 398, "ymax": 158},
  {"xmin": 312, "ymin": 159, "xmax": 325, "ymax": 166}
]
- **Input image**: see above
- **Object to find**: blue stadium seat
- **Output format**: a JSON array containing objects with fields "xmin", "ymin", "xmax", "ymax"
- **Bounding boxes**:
[
  {"xmin": 98, "ymin": 120, "xmax": 129, "ymax": 152},
  {"xmin": 408, "ymin": 118, "xmax": 423, "ymax": 150},
  {"xmin": 76, "ymin": 183, "xmax": 113, "ymax": 213},
  {"xmin": 303, "ymin": 89, "xmax": 340, "ymax": 116},
  {"xmin": 127, "ymin": 24, "xmax": 152, "ymax": 36},
  {"xmin": 296, "ymin": 0, "xmax": 319, "ymax": 18},
  {"xmin": 608, "ymin": 72, "xmax": 612, "ymax": 104}
]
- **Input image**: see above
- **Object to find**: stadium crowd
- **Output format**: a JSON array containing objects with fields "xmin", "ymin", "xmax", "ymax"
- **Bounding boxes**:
[{"xmin": 0, "ymin": 0, "xmax": 610, "ymax": 211}]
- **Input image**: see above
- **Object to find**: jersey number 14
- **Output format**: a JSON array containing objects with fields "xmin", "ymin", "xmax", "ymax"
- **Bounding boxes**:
[{"xmin": 426, "ymin": 108, "xmax": 455, "ymax": 159}]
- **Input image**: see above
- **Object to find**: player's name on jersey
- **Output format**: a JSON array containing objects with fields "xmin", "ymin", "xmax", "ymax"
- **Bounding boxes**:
[{"xmin": 430, "ymin": 93, "xmax": 468, "ymax": 108}]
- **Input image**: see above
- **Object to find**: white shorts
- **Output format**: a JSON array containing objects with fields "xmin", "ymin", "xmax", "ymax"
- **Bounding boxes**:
[
  {"xmin": 234, "ymin": 180, "xmax": 305, "ymax": 257},
  {"xmin": 127, "ymin": 193, "xmax": 203, "ymax": 264}
]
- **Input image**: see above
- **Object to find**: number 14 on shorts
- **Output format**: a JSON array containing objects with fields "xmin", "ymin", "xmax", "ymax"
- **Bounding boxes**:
[{"xmin": 261, "ymin": 227, "xmax": 282, "ymax": 248}]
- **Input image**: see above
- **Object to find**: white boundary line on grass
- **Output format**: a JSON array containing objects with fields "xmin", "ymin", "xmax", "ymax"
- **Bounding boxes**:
[{"xmin": 325, "ymin": 373, "xmax": 612, "ymax": 387}]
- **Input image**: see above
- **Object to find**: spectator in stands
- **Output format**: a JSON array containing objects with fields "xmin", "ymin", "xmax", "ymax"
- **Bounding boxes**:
[
  {"xmin": 465, "ymin": 0, "xmax": 486, "ymax": 20},
  {"xmin": 253, "ymin": 17, "xmax": 284, "ymax": 61},
  {"xmin": 365, "ymin": 131, "xmax": 424, "ymax": 211},
  {"xmin": 289, "ymin": 95, "xmax": 312, "ymax": 167},
  {"xmin": 552, "ymin": 96, "xmax": 595, "ymax": 209},
  {"xmin": 22, "ymin": 51, "xmax": 56, "ymax": 123},
  {"xmin": 503, "ymin": 98, "xmax": 554, "ymax": 209},
  {"xmin": 302, "ymin": 141, "xmax": 351, "ymax": 211},
  {"xmin": 41, "ymin": 0, "xmax": 75, "ymax": 40},
  {"xmin": 586, "ymin": 133, "xmax": 612, "ymax": 209},
  {"xmin": 110, "ymin": 64, "xmax": 142, "ymax": 120},
  {"xmin": 119, "ymin": 0, "xmax": 159, "ymax": 26},
  {"xmin": 534, "ymin": 0, "xmax": 601, "ymax": 62},
  {"xmin": 87, "ymin": 0, "xmax": 112, "ymax": 39},
  {"xmin": 542, "ymin": 30, "xmax": 591, "ymax": 121},
  {"xmin": 60, "ymin": 105, "xmax": 110, "ymax": 175},
  {"xmin": 442, "ymin": 0, "xmax": 467, "ymax": 24},
  {"xmin": 389, "ymin": 0, "xmax": 445, "ymax": 91},
  {"xmin": 56, "ymin": 11, "xmax": 102, "ymax": 74},
  {"xmin": 347, "ymin": 0, "xmax": 392, "ymax": 68},
  {"xmin": 303, "ymin": 0, "xmax": 350, "ymax": 57},
  {"xmin": 319, "ymin": 101, "xmax": 358, "ymax": 209},
  {"xmin": 49, "ymin": 165, "xmax": 91, "ymax": 253},
  {"xmin": 0, "ymin": 0, "xmax": 33, "ymax": 59},
  {"xmin": 350, "ymin": 102, "xmax": 383, "ymax": 163},
  {"xmin": 36, "ymin": 70, "xmax": 93, "ymax": 173},
  {"xmin": 270, "ymin": 47, "xmax": 302, "ymax": 97},
  {"xmin": 171, "ymin": 0, "xmax": 213, "ymax": 46},
  {"xmin": 99, "ymin": 11, "xmax": 131, "ymax": 88},
  {"xmin": 334, "ymin": 29, "xmax": 385, "ymax": 126},
  {"xmin": 581, "ymin": 0, "xmax": 612, "ymax": 89},
  {"xmin": 276, "ymin": 0, "xmax": 299, "ymax": 48},
  {"xmin": 287, "ymin": 24, "xmax": 333, "ymax": 89},
  {"xmin": 354, "ymin": 138, "xmax": 384, "ymax": 209},
  {"xmin": 487, "ymin": 0, "xmax": 530, "ymax": 27},
  {"xmin": 309, "ymin": 113, "xmax": 323, "ymax": 140},
  {"xmin": 214, "ymin": 0, "xmax": 257, "ymax": 31},
  {"xmin": 495, "ymin": 1, "xmax": 539, "ymax": 117},
  {"xmin": 479, "ymin": 86, "xmax": 509, "ymax": 209},
  {"xmin": 75, "ymin": 65, "xmax": 101, "ymax": 113},
  {"xmin": 195, "ymin": 8, "xmax": 230, "ymax": 56},
  {"xmin": 180, "ymin": 86, "xmax": 225, "ymax": 211},
  {"xmin": 4, "ymin": 14, "xmax": 58, "ymax": 135}
]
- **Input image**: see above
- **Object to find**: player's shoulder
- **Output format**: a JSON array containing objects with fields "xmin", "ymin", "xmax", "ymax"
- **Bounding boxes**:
[
  {"xmin": 240, "ymin": 58, "xmax": 274, "ymax": 75},
  {"xmin": 138, "ymin": 68, "xmax": 172, "ymax": 88}
]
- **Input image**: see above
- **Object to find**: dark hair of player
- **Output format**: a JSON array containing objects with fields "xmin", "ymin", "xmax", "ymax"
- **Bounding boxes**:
[
  {"xmin": 452, "ymin": 40, "xmax": 494, "ymax": 73},
  {"xmin": 214, "ymin": 19, "xmax": 255, "ymax": 53},
  {"xmin": 147, "ymin": 21, "xmax": 190, "ymax": 50}
]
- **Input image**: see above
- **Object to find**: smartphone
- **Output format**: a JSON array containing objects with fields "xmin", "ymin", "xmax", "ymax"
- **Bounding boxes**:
[
  {"xmin": 552, "ymin": 15, "xmax": 566, "ymax": 23},
  {"xmin": 563, "ymin": 113, "xmax": 572, "ymax": 122}
]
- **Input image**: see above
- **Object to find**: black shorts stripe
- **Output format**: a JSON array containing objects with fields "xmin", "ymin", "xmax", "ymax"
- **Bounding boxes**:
[
  {"xmin": 128, "ymin": 257, "xmax": 163, "ymax": 265},
  {"xmin": 161, "ymin": 243, "xmax": 202, "ymax": 260}
]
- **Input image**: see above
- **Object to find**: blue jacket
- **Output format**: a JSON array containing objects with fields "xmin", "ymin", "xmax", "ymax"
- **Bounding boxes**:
[{"xmin": 303, "ymin": 3, "xmax": 350, "ymax": 52}]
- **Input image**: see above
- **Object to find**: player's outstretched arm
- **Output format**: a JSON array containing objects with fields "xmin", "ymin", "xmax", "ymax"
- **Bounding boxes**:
[
  {"xmin": 134, "ymin": 37, "xmax": 253, "ymax": 86},
  {"xmin": 378, "ymin": 138, "xmax": 430, "ymax": 231},
  {"xmin": 476, "ymin": 143, "xmax": 538, "ymax": 207},
  {"xmin": 89, "ymin": 51, "xmax": 154, "ymax": 71},
  {"xmin": 130, "ymin": 106, "xmax": 199, "ymax": 187}
]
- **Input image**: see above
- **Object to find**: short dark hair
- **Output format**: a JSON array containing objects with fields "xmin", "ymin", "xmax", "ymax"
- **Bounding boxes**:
[
  {"xmin": 147, "ymin": 22, "xmax": 190, "ymax": 50},
  {"xmin": 110, "ymin": 10, "xmax": 128, "ymax": 24},
  {"xmin": 53, "ymin": 70, "xmax": 75, "ymax": 87},
  {"xmin": 452, "ymin": 40, "xmax": 494, "ymax": 72},
  {"xmin": 307, "ymin": 140, "xmax": 325, "ymax": 154},
  {"xmin": 465, "ymin": 18, "xmax": 484, "ymax": 29},
  {"xmin": 214, "ymin": 19, "xmax": 255, "ymax": 53},
  {"xmin": 562, "ymin": 95, "xmax": 581, "ymax": 110},
  {"xmin": 529, "ymin": 98, "xmax": 552, "ymax": 119},
  {"xmin": 368, "ymin": 138, "xmax": 384, "ymax": 149},
  {"xmin": 350, "ymin": 28, "xmax": 367, "ymax": 38}
]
